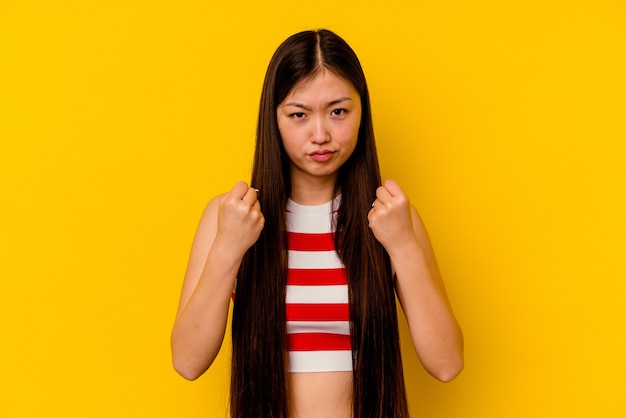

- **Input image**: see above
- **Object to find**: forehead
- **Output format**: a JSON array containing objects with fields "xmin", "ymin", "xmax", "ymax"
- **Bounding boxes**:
[{"xmin": 284, "ymin": 70, "xmax": 359, "ymax": 102}]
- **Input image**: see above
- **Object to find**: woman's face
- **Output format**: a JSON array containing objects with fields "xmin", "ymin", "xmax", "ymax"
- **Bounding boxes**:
[{"xmin": 277, "ymin": 70, "xmax": 362, "ymax": 188}]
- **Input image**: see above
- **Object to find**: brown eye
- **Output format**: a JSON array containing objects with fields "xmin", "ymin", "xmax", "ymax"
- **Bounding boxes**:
[{"xmin": 331, "ymin": 109, "xmax": 346, "ymax": 116}]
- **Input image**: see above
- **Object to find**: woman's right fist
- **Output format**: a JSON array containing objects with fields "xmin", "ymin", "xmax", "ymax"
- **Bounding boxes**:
[{"xmin": 215, "ymin": 181, "xmax": 264, "ymax": 255}]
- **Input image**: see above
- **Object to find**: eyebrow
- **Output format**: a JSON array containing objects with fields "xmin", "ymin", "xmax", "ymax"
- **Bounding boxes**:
[{"xmin": 283, "ymin": 97, "xmax": 352, "ymax": 111}]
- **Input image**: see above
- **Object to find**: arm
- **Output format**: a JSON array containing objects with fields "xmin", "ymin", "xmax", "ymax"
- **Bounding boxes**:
[
  {"xmin": 171, "ymin": 182, "xmax": 264, "ymax": 380},
  {"xmin": 368, "ymin": 179, "xmax": 464, "ymax": 382}
]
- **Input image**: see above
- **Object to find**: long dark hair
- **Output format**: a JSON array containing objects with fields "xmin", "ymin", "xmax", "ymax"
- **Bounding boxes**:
[{"xmin": 231, "ymin": 29, "xmax": 409, "ymax": 418}]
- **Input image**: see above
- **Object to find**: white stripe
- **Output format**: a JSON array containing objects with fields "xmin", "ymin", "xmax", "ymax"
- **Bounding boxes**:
[
  {"xmin": 287, "ymin": 321, "xmax": 351, "ymax": 335},
  {"xmin": 287, "ymin": 213, "xmax": 334, "ymax": 234},
  {"xmin": 286, "ymin": 285, "xmax": 348, "ymax": 304},
  {"xmin": 288, "ymin": 250, "xmax": 343, "ymax": 269},
  {"xmin": 289, "ymin": 350, "xmax": 353, "ymax": 373}
]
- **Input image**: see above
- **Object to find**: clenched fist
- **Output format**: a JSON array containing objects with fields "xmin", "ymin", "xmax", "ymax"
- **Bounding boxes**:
[
  {"xmin": 368, "ymin": 179, "xmax": 416, "ymax": 252},
  {"xmin": 214, "ymin": 181, "xmax": 265, "ymax": 256}
]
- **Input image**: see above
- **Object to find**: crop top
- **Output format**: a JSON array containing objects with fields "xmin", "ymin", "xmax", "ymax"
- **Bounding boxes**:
[{"xmin": 285, "ymin": 196, "xmax": 353, "ymax": 373}]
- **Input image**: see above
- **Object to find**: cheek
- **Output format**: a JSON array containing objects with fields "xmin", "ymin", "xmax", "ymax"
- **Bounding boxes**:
[
  {"xmin": 336, "ymin": 121, "xmax": 360, "ymax": 145},
  {"xmin": 278, "ymin": 126, "xmax": 303, "ymax": 159},
  {"xmin": 342, "ymin": 111, "xmax": 361, "ymax": 141},
  {"xmin": 277, "ymin": 118, "xmax": 287, "ymax": 140},
  {"xmin": 277, "ymin": 121, "xmax": 293, "ymax": 143}
]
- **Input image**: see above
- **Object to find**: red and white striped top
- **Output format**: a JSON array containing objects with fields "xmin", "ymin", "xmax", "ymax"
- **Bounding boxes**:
[{"xmin": 286, "ymin": 196, "xmax": 353, "ymax": 373}]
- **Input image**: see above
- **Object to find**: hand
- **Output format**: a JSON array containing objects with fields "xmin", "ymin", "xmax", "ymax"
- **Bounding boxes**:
[
  {"xmin": 214, "ymin": 181, "xmax": 264, "ymax": 256},
  {"xmin": 368, "ymin": 179, "xmax": 416, "ymax": 251}
]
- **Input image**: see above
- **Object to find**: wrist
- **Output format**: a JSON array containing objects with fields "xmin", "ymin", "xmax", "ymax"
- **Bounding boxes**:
[
  {"xmin": 385, "ymin": 234, "xmax": 423, "ymax": 260},
  {"xmin": 210, "ymin": 234, "xmax": 248, "ymax": 264},
  {"xmin": 204, "ymin": 240, "xmax": 245, "ymax": 284}
]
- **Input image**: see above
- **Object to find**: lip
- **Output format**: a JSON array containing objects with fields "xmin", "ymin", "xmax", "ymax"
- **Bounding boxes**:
[{"xmin": 309, "ymin": 149, "xmax": 334, "ymax": 162}]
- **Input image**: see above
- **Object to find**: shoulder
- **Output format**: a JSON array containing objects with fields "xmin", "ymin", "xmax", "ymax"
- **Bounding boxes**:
[
  {"xmin": 408, "ymin": 203, "xmax": 429, "ymax": 239},
  {"xmin": 409, "ymin": 204, "xmax": 425, "ymax": 229},
  {"xmin": 407, "ymin": 203, "xmax": 441, "ymax": 268},
  {"xmin": 198, "ymin": 191, "xmax": 228, "ymax": 230},
  {"xmin": 201, "ymin": 193, "xmax": 226, "ymax": 219}
]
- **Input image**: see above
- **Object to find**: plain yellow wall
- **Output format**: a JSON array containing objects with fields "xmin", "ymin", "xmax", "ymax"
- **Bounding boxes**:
[{"xmin": 1, "ymin": 1, "xmax": 625, "ymax": 417}]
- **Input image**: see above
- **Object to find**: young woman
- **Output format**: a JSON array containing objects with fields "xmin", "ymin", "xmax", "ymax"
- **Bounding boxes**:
[{"xmin": 171, "ymin": 29, "xmax": 463, "ymax": 418}]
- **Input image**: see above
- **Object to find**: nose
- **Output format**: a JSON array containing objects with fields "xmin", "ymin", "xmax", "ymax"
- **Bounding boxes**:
[{"xmin": 311, "ymin": 116, "xmax": 330, "ymax": 144}]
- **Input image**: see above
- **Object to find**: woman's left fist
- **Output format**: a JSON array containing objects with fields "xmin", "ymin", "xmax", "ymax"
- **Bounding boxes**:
[{"xmin": 368, "ymin": 179, "xmax": 416, "ymax": 250}]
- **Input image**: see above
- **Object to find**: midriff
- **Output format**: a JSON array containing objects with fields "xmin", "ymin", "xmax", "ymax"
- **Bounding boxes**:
[{"xmin": 288, "ymin": 371, "xmax": 352, "ymax": 418}]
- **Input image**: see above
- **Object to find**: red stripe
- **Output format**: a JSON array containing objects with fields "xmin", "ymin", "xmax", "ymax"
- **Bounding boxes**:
[
  {"xmin": 287, "ymin": 232, "xmax": 335, "ymax": 251},
  {"xmin": 286, "ymin": 303, "xmax": 350, "ymax": 321},
  {"xmin": 287, "ymin": 268, "xmax": 347, "ymax": 285},
  {"xmin": 288, "ymin": 333, "xmax": 352, "ymax": 351}
]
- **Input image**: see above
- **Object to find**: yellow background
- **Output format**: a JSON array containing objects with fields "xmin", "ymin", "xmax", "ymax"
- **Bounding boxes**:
[{"xmin": 1, "ymin": 1, "xmax": 625, "ymax": 417}]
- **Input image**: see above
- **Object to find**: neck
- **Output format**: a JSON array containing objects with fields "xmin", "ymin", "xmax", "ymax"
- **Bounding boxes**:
[{"xmin": 289, "ymin": 173, "xmax": 338, "ymax": 205}]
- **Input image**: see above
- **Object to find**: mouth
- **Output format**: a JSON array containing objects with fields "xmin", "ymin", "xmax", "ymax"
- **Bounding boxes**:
[{"xmin": 309, "ymin": 149, "xmax": 334, "ymax": 162}]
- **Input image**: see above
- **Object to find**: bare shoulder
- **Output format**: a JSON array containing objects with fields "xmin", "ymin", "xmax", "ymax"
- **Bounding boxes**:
[
  {"xmin": 409, "ymin": 204, "xmax": 440, "ymax": 266},
  {"xmin": 189, "ymin": 192, "xmax": 230, "ymax": 262},
  {"xmin": 409, "ymin": 204, "xmax": 429, "ymax": 239},
  {"xmin": 196, "ymin": 193, "xmax": 226, "ymax": 235}
]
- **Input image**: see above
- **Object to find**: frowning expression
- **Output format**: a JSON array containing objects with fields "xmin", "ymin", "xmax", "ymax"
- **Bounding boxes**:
[{"xmin": 277, "ymin": 70, "xmax": 362, "ymax": 187}]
